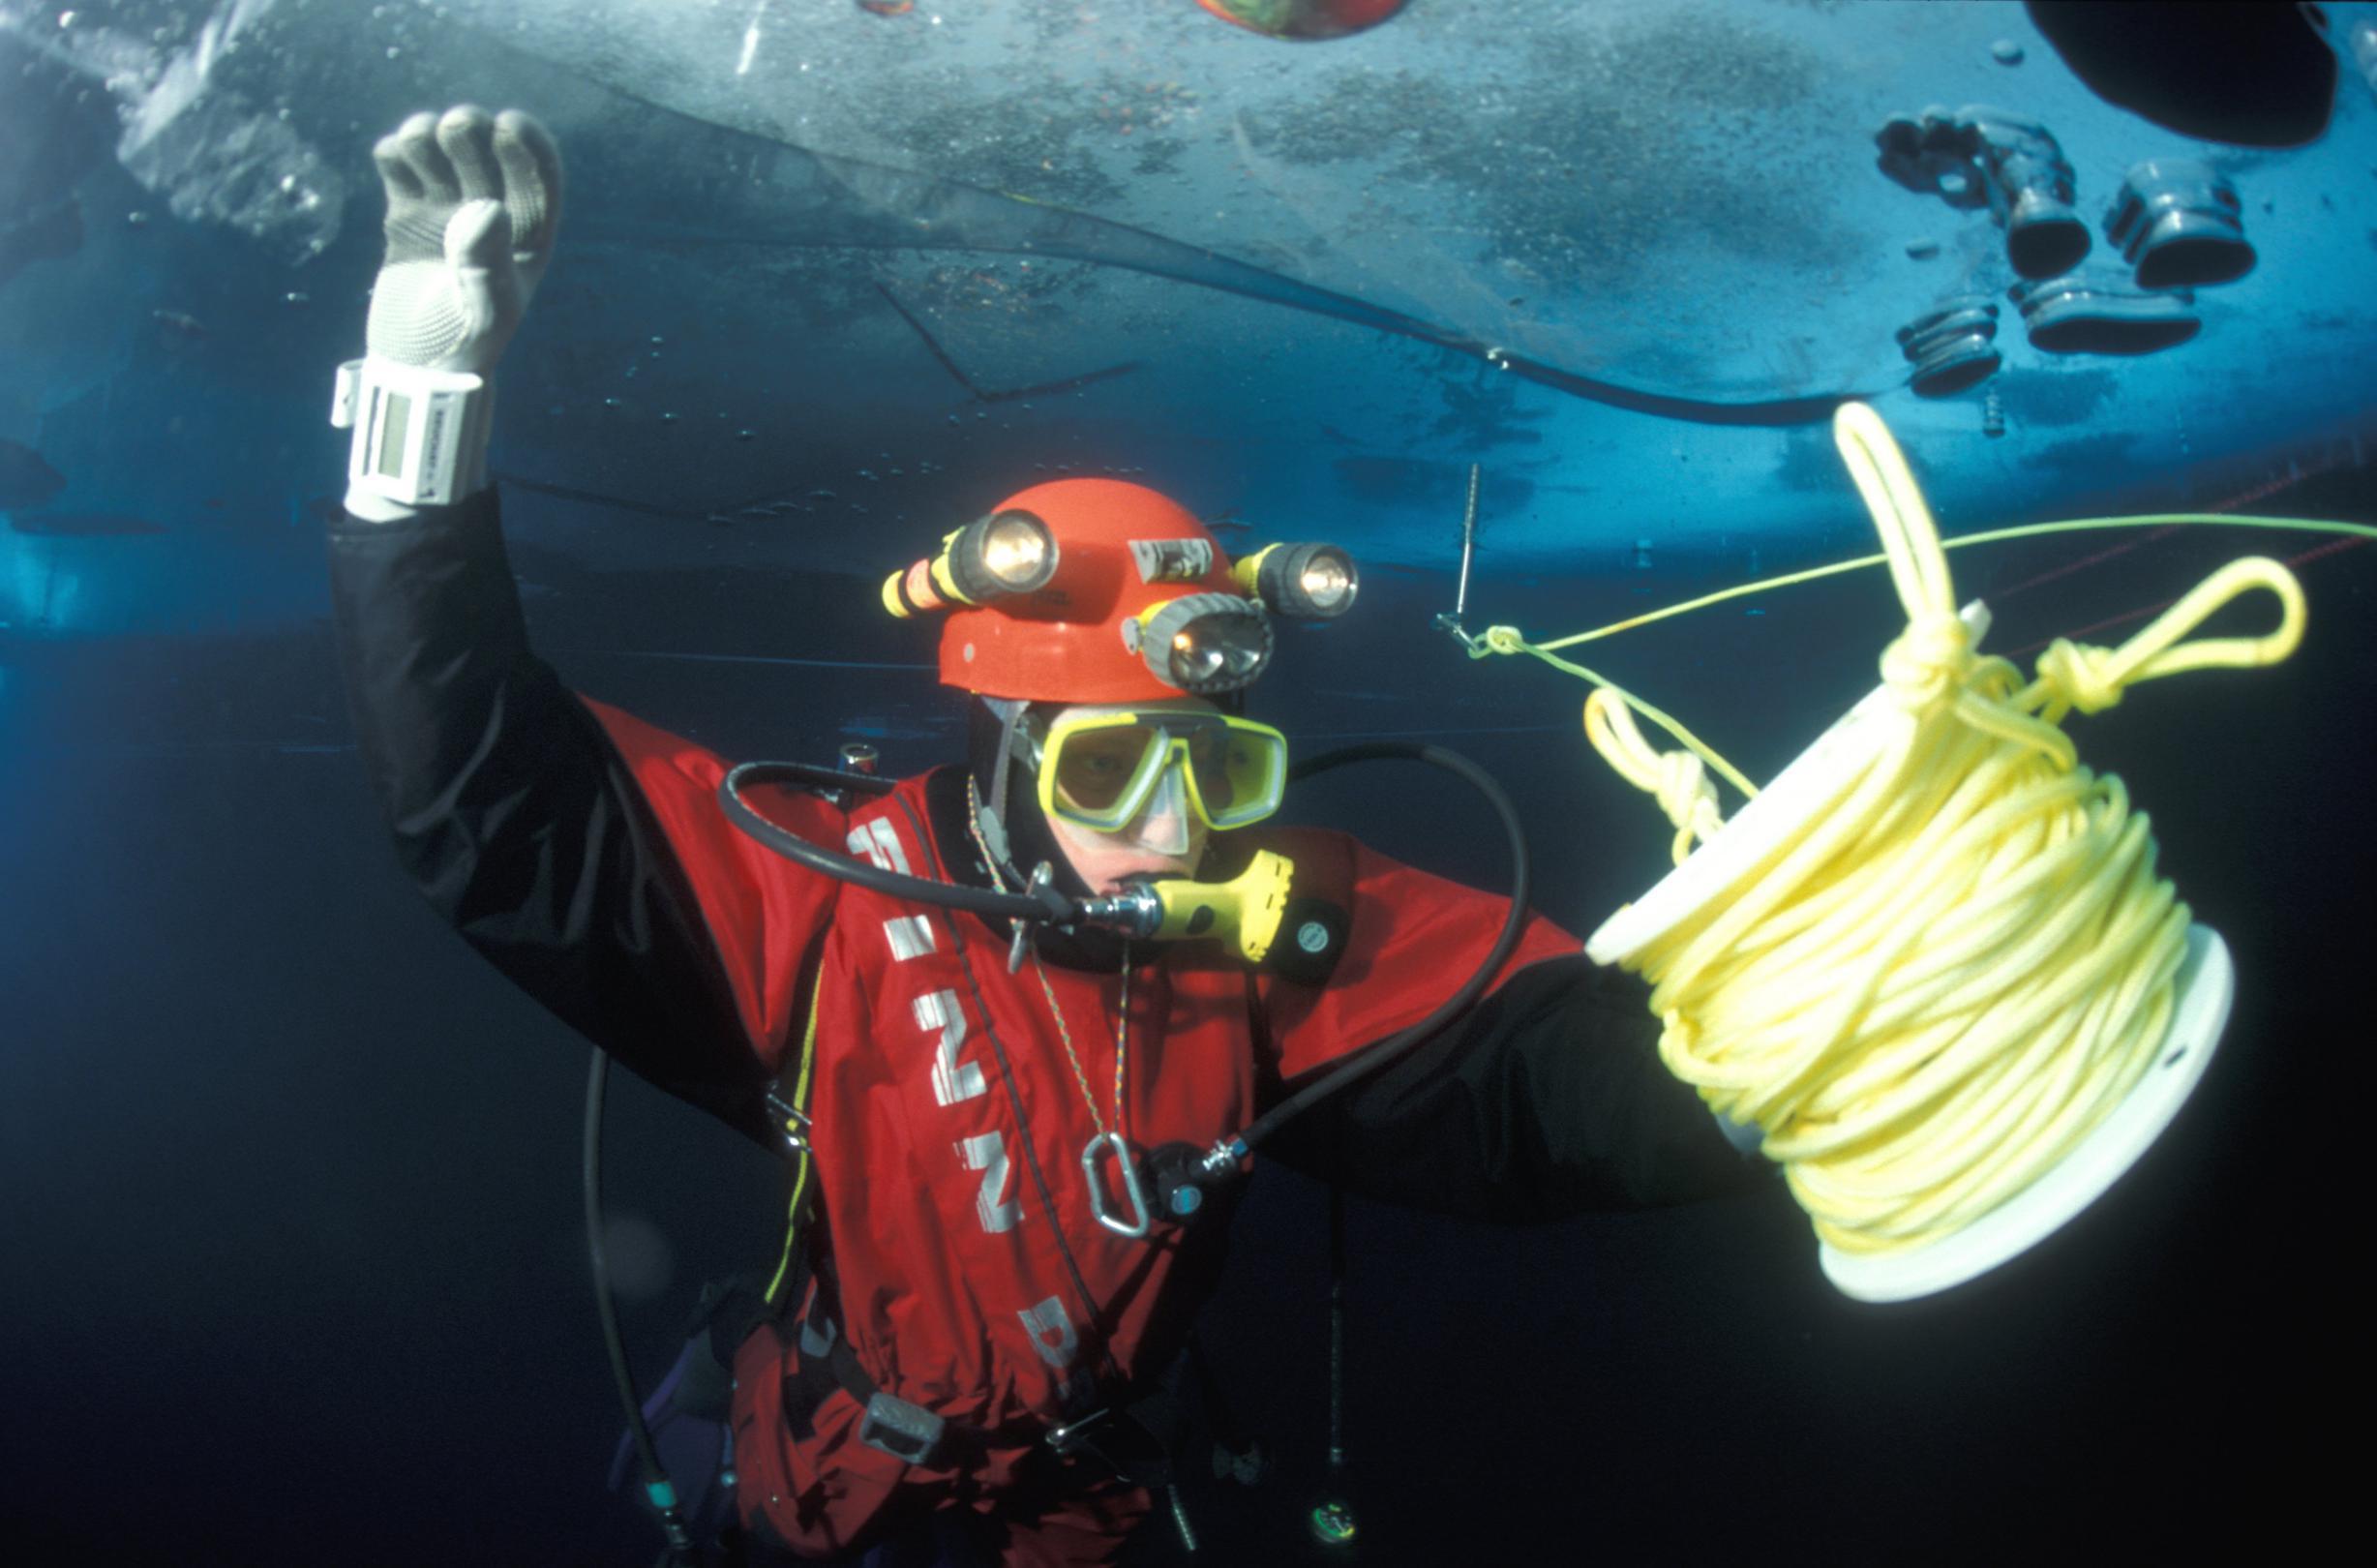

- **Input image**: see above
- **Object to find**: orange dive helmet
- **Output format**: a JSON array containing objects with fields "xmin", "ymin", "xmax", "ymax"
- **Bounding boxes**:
[{"xmin": 883, "ymin": 478, "xmax": 1359, "ymax": 704}]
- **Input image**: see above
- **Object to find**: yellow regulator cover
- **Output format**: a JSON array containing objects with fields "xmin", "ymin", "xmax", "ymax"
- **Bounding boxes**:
[{"xmin": 1150, "ymin": 849, "xmax": 1293, "ymax": 963}]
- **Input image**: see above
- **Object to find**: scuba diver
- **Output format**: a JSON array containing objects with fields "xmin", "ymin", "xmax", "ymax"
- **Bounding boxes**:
[{"xmin": 325, "ymin": 106, "xmax": 1761, "ymax": 1567}]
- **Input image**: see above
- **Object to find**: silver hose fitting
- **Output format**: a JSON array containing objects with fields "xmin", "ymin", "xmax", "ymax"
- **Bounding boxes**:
[{"xmin": 1072, "ymin": 885, "xmax": 1165, "ymax": 940}]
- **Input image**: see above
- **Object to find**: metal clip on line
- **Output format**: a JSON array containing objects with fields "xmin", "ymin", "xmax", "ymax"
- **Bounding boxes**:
[
  {"xmin": 1008, "ymin": 862, "xmax": 1056, "ymax": 974},
  {"xmin": 1084, "ymin": 1131, "xmax": 1154, "ymax": 1239},
  {"xmin": 765, "ymin": 1085, "xmax": 812, "ymax": 1155}
]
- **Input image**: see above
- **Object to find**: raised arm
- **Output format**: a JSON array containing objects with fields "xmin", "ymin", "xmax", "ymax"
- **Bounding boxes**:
[{"xmin": 325, "ymin": 108, "xmax": 827, "ymax": 1145}]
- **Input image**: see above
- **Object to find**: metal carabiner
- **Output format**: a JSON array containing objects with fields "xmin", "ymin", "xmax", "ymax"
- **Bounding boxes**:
[
  {"xmin": 1008, "ymin": 861, "xmax": 1056, "ymax": 974},
  {"xmin": 1081, "ymin": 1131, "xmax": 1152, "ymax": 1239},
  {"xmin": 765, "ymin": 1085, "xmax": 812, "ymax": 1155}
]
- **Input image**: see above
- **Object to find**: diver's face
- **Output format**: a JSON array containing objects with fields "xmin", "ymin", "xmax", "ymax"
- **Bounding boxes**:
[{"xmin": 1042, "ymin": 701, "xmax": 1214, "ymax": 894}]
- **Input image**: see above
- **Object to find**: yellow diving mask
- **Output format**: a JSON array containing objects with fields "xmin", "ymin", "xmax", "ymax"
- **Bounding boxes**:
[{"xmin": 1035, "ymin": 703, "xmax": 1289, "ymax": 835}]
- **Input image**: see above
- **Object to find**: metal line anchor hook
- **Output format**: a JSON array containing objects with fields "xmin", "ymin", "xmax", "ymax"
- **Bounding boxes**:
[{"xmin": 1434, "ymin": 461, "xmax": 1485, "ymax": 653}]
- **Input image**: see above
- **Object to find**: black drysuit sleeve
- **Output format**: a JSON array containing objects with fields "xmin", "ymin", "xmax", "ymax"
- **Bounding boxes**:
[
  {"xmin": 1263, "ymin": 955, "xmax": 1768, "ymax": 1221},
  {"xmin": 326, "ymin": 492, "xmax": 776, "ymax": 1145}
]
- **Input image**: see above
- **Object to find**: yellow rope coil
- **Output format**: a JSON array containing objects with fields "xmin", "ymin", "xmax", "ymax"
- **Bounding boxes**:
[{"xmin": 1557, "ymin": 404, "xmax": 2306, "ymax": 1256}]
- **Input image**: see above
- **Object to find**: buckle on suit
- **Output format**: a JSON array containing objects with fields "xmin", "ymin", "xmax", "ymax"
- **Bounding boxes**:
[{"xmin": 859, "ymin": 1391, "xmax": 949, "ymax": 1467}]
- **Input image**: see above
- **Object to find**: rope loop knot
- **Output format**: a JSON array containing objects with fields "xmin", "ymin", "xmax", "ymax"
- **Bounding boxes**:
[
  {"xmin": 1879, "ymin": 609, "xmax": 1974, "ymax": 710},
  {"xmin": 2033, "ymin": 638, "xmax": 2126, "ymax": 714},
  {"xmin": 1585, "ymin": 688, "xmax": 1725, "ymax": 862},
  {"xmin": 1479, "ymin": 623, "xmax": 1528, "ymax": 656}
]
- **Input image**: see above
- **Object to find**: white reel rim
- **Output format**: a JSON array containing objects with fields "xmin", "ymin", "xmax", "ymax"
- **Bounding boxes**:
[{"xmin": 1819, "ymin": 922, "xmax": 2234, "ymax": 1304}]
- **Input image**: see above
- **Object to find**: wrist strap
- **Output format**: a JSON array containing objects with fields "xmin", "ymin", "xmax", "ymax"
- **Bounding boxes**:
[{"xmin": 331, "ymin": 357, "xmax": 491, "ymax": 509}]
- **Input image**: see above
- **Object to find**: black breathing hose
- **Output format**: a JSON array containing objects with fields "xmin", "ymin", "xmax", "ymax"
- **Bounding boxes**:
[
  {"xmin": 718, "ymin": 762, "xmax": 1075, "ymax": 923},
  {"xmin": 585, "ymin": 1051, "xmax": 696, "ymax": 1565},
  {"xmin": 1226, "ymin": 741, "xmax": 1531, "ymax": 1158}
]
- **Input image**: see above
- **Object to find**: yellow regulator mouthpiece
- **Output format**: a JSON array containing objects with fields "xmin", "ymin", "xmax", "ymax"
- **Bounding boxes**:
[
  {"xmin": 1146, "ymin": 849, "xmax": 1294, "ymax": 963},
  {"xmin": 1540, "ymin": 403, "xmax": 2308, "ymax": 1302}
]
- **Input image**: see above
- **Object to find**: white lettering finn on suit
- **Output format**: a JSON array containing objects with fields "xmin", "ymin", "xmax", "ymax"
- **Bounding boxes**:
[{"xmin": 858, "ymin": 808, "xmax": 1079, "ymax": 1375}]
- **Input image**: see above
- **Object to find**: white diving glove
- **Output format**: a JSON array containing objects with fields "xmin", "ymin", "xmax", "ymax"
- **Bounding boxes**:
[{"xmin": 337, "ymin": 106, "xmax": 563, "ymax": 522}]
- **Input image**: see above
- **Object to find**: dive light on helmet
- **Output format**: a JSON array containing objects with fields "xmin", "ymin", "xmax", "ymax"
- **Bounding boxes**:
[
  {"xmin": 1128, "ymin": 592, "xmax": 1275, "ymax": 695},
  {"xmin": 883, "ymin": 509, "xmax": 1059, "ymax": 618},
  {"xmin": 1233, "ymin": 542, "xmax": 1360, "ymax": 621}
]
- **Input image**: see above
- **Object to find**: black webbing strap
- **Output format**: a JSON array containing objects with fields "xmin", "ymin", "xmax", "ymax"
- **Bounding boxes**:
[
  {"xmin": 780, "ymin": 1284, "xmax": 1187, "ymax": 1485},
  {"xmin": 783, "ymin": 1291, "xmax": 1033, "ymax": 1469}
]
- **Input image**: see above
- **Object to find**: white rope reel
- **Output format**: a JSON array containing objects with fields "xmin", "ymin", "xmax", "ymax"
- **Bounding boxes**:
[{"xmin": 1585, "ymin": 404, "xmax": 2302, "ymax": 1302}]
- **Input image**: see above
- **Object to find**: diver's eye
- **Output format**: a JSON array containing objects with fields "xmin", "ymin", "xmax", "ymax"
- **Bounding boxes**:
[{"xmin": 1055, "ymin": 728, "xmax": 1157, "ymax": 813}]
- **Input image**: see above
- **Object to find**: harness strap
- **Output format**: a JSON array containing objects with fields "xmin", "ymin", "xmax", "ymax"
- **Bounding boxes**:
[{"xmin": 781, "ymin": 1284, "xmax": 1186, "ymax": 1486}]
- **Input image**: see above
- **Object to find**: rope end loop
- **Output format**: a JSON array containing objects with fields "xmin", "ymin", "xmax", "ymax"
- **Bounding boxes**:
[
  {"xmin": 2032, "ymin": 555, "xmax": 2308, "ymax": 714},
  {"xmin": 1585, "ymin": 688, "xmax": 1727, "ymax": 861}
]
